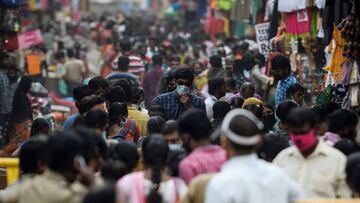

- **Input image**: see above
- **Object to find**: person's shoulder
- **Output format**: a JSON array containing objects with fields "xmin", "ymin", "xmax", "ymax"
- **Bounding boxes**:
[
  {"xmin": 320, "ymin": 141, "xmax": 347, "ymax": 160},
  {"xmin": 274, "ymin": 146, "xmax": 296, "ymax": 161},
  {"xmin": 190, "ymin": 94, "xmax": 205, "ymax": 102}
]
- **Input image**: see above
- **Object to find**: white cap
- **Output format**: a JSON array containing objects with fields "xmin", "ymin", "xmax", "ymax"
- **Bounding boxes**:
[{"xmin": 221, "ymin": 109, "xmax": 263, "ymax": 146}]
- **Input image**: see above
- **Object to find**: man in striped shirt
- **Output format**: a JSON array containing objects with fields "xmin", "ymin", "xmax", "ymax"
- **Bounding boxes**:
[{"xmin": 112, "ymin": 40, "xmax": 145, "ymax": 84}]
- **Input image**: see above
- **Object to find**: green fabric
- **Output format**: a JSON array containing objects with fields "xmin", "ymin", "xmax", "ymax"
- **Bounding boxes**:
[
  {"xmin": 58, "ymin": 79, "xmax": 68, "ymax": 97},
  {"xmin": 250, "ymin": 0, "xmax": 264, "ymax": 25},
  {"xmin": 310, "ymin": 9, "xmax": 318, "ymax": 37},
  {"xmin": 218, "ymin": 0, "xmax": 233, "ymax": 11}
]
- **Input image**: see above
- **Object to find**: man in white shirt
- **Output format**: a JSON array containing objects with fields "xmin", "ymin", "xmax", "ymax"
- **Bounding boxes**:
[
  {"xmin": 205, "ymin": 77, "xmax": 226, "ymax": 120},
  {"xmin": 274, "ymin": 108, "xmax": 351, "ymax": 198},
  {"xmin": 205, "ymin": 109, "xmax": 304, "ymax": 203}
]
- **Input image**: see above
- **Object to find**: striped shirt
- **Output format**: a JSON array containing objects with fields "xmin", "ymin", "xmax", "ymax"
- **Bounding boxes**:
[
  {"xmin": 113, "ymin": 54, "xmax": 145, "ymax": 78},
  {"xmin": 179, "ymin": 145, "xmax": 227, "ymax": 184}
]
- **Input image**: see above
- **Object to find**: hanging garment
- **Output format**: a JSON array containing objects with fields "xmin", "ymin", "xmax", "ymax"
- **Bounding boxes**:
[
  {"xmin": 218, "ymin": 0, "xmax": 233, "ymax": 11},
  {"xmin": 231, "ymin": 0, "xmax": 251, "ymax": 22},
  {"xmin": 284, "ymin": 9, "xmax": 311, "ymax": 35},
  {"xmin": 278, "ymin": 0, "xmax": 307, "ymax": 13},
  {"xmin": 268, "ymin": 0, "xmax": 279, "ymax": 39},
  {"xmin": 328, "ymin": 25, "xmax": 346, "ymax": 82}
]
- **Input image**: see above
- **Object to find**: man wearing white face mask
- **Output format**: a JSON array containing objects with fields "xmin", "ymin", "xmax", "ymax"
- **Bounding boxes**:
[
  {"xmin": 205, "ymin": 109, "xmax": 304, "ymax": 203},
  {"xmin": 152, "ymin": 68, "xmax": 206, "ymax": 120}
]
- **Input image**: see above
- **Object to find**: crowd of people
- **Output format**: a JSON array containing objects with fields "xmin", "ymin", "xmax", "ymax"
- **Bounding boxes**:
[{"xmin": 0, "ymin": 5, "xmax": 359, "ymax": 203}]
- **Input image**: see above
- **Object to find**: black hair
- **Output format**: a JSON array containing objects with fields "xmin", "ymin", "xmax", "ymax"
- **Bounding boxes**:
[
  {"xmin": 231, "ymin": 97, "xmax": 245, "ymax": 109},
  {"xmin": 170, "ymin": 55, "xmax": 181, "ymax": 62},
  {"xmin": 82, "ymin": 186, "xmax": 115, "ymax": 203},
  {"xmin": 161, "ymin": 120, "xmax": 178, "ymax": 135},
  {"xmin": 243, "ymin": 104, "xmax": 264, "ymax": 120},
  {"xmin": 148, "ymin": 105, "xmax": 168, "ymax": 120},
  {"xmin": 84, "ymin": 109, "xmax": 109, "ymax": 130},
  {"xmin": 312, "ymin": 102, "xmax": 339, "ymax": 122},
  {"xmin": 108, "ymin": 102, "xmax": 128, "ymax": 125},
  {"xmin": 209, "ymin": 55, "xmax": 222, "ymax": 69},
  {"xmin": 120, "ymin": 40, "xmax": 132, "ymax": 52},
  {"xmin": 240, "ymin": 82, "xmax": 255, "ymax": 96},
  {"xmin": 104, "ymin": 86, "xmax": 126, "ymax": 105},
  {"xmin": 78, "ymin": 95, "xmax": 105, "ymax": 115},
  {"xmin": 74, "ymin": 127, "xmax": 108, "ymax": 163},
  {"xmin": 107, "ymin": 141, "xmax": 140, "ymax": 173},
  {"xmin": 334, "ymin": 139, "xmax": 360, "ymax": 156},
  {"xmin": 20, "ymin": 136, "xmax": 48, "ymax": 174},
  {"xmin": 232, "ymin": 59, "xmax": 243, "ymax": 74},
  {"xmin": 328, "ymin": 110, "xmax": 358, "ymax": 133},
  {"xmin": 116, "ymin": 56, "xmax": 130, "ymax": 72},
  {"xmin": 46, "ymin": 131, "xmax": 83, "ymax": 174},
  {"xmin": 258, "ymin": 133, "xmax": 289, "ymax": 162},
  {"xmin": 271, "ymin": 55, "xmax": 291, "ymax": 71},
  {"xmin": 286, "ymin": 84, "xmax": 305, "ymax": 98},
  {"xmin": 275, "ymin": 101, "xmax": 299, "ymax": 123},
  {"xmin": 241, "ymin": 52, "xmax": 256, "ymax": 70},
  {"xmin": 174, "ymin": 68, "xmax": 194, "ymax": 84},
  {"xmin": 178, "ymin": 110, "xmax": 212, "ymax": 141},
  {"xmin": 148, "ymin": 116, "xmax": 166, "ymax": 135},
  {"xmin": 346, "ymin": 153, "xmax": 360, "ymax": 196},
  {"xmin": 73, "ymin": 84, "xmax": 92, "ymax": 102},
  {"xmin": 113, "ymin": 79, "xmax": 133, "ymax": 102},
  {"xmin": 225, "ymin": 78, "xmax": 236, "ymax": 90},
  {"xmin": 287, "ymin": 108, "xmax": 317, "ymax": 129},
  {"xmin": 30, "ymin": 118, "xmax": 50, "ymax": 137},
  {"xmin": 152, "ymin": 55, "xmax": 163, "ymax": 66},
  {"xmin": 131, "ymin": 87, "xmax": 144, "ymax": 105},
  {"xmin": 208, "ymin": 77, "xmax": 225, "ymax": 96},
  {"xmin": 88, "ymin": 76, "xmax": 109, "ymax": 94},
  {"xmin": 67, "ymin": 48, "xmax": 75, "ymax": 58},
  {"xmin": 213, "ymin": 101, "xmax": 231, "ymax": 119},
  {"xmin": 142, "ymin": 135, "xmax": 169, "ymax": 203}
]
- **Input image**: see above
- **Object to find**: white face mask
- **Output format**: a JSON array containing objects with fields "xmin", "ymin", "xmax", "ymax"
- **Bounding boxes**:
[{"xmin": 168, "ymin": 144, "xmax": 184, "ymax": 151}]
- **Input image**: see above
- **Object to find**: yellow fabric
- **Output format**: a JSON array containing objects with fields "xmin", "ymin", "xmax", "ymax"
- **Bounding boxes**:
[
  {"xmin": 328, "ymin": 25, "xmax": 346, "ymax": 82},
  {"xmin": 222, "ymin": 17, "xmax": 230, "ymax": 36},
  {"xmin": 274, "ymin": 140, "xmax": 351, "ymax": 198},
  {"xmin": 242, "ymin": 97, "xmax": 263, "ymax": 108},
  {"xmin": 128, "ymin": 106, "xmax": 149, "ymax": 137},
  {"xmin": 0, "ymin": 158, "xmax": 19, "ymax": 186}
]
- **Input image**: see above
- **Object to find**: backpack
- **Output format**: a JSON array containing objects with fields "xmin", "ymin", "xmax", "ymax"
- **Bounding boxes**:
[{"xmin": 112, "ymin": 120, "xmax": 136, "ymax": 142}]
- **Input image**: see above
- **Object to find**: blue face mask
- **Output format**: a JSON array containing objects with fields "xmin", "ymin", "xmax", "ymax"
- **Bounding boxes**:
[
  {"xmin": 168, "ymin": 144, "xmax": 184, "ymax": 151},
  {"xmin": 175, "ymin": 85, "xmax": 191, "ymax": 95}
]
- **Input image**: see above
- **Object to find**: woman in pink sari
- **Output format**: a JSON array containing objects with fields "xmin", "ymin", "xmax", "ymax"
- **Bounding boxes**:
[{"xmin": 117, "ymin": 135, "xmax": 187, "ymax": 203}]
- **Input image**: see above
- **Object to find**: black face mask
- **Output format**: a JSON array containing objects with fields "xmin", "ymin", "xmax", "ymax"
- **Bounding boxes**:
[{"xmin": 263, "ymin": 114, "xmax": 277, "ymax": 131}]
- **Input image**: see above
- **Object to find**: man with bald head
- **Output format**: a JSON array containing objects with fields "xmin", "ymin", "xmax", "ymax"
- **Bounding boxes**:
[{"xmin": 204, "ymin": 109, "xmax": 303, "ymax": 203}]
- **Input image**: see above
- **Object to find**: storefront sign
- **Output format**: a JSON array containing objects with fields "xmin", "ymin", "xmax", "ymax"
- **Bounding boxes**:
[
  {"xmin": 18, "ymin": 29, "xmax": 43, "ymax": 50},
  {"xmin": 255, "ymin": 22, "xmax": 272, "ymax": 57}
]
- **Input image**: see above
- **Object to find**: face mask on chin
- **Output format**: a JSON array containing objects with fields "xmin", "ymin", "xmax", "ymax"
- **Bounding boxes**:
[{"xmin": 290, "ymin": 130, "xmax": 318, "ymax": 154}]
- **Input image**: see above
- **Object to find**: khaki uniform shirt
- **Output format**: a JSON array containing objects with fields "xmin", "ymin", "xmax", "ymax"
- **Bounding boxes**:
[
  {"xmin": 180, "ymin": 173, "xmax": 215, "ymax": 203},
  {"xmin": 63, "ymin": 59, "xmax": 85, "ymax": 83},
  {"xmin": 12, "ymin": 170, "xmax": 87, "ymax": 203},
  {"xmin": 274, "ymin": 140, "xmax": 351, "ymax": 199}
]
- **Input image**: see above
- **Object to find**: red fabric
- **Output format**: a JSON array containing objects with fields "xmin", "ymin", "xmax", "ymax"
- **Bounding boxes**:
[
  {"xmin": 204, "ymin": 11, "xmax": 225, "ymax": 37},
  {"xmin": 179, "ymin": 145, "xmax": 227, "ymax": 184},
  {"xmin": 3, "ymin": 33, "xmax": 19, "ymax": 51},
  {"xmin": 285, "ymin": 9, "xmax": 311, "ymax": 35}
]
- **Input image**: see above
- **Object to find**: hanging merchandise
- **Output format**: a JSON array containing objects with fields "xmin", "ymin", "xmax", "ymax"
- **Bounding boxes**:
[
  {"xmin": 338, "ymin": 14, "xmax": 360, "ymax": 59},
  {"xmin": 1, "ymin": 0, "xmax": 21, "ymax": 8},
  {"xmin": 278, "ymin": 0, "xmax": 307, "ymax": 13},
  {"xmin": 327, "ymin": 25, "xmax": 346, "ymax": 82},
  {"xmin": 217, "ymin": 0, "xmax": 233, "ymax": 11},
  {"xmin": 0, "ymin": 8, "xmax": 21, "ymax": 32},
  {"xmin": 2, "ymin": 33, "xmax": 19, "ymax": 51}
]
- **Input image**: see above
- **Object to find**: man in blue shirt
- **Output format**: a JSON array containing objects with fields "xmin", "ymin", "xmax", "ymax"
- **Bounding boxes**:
[
  {"xmin": 152, "ymin": 68, "xmax": 205, "ymax": 120},
  {"xmin": 63, "ymin": 84, "xmax": 92, "ymax": 129},
  {"xmin": 271, "ymin": 55, "xmax": 298, "ymax": 107}
]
